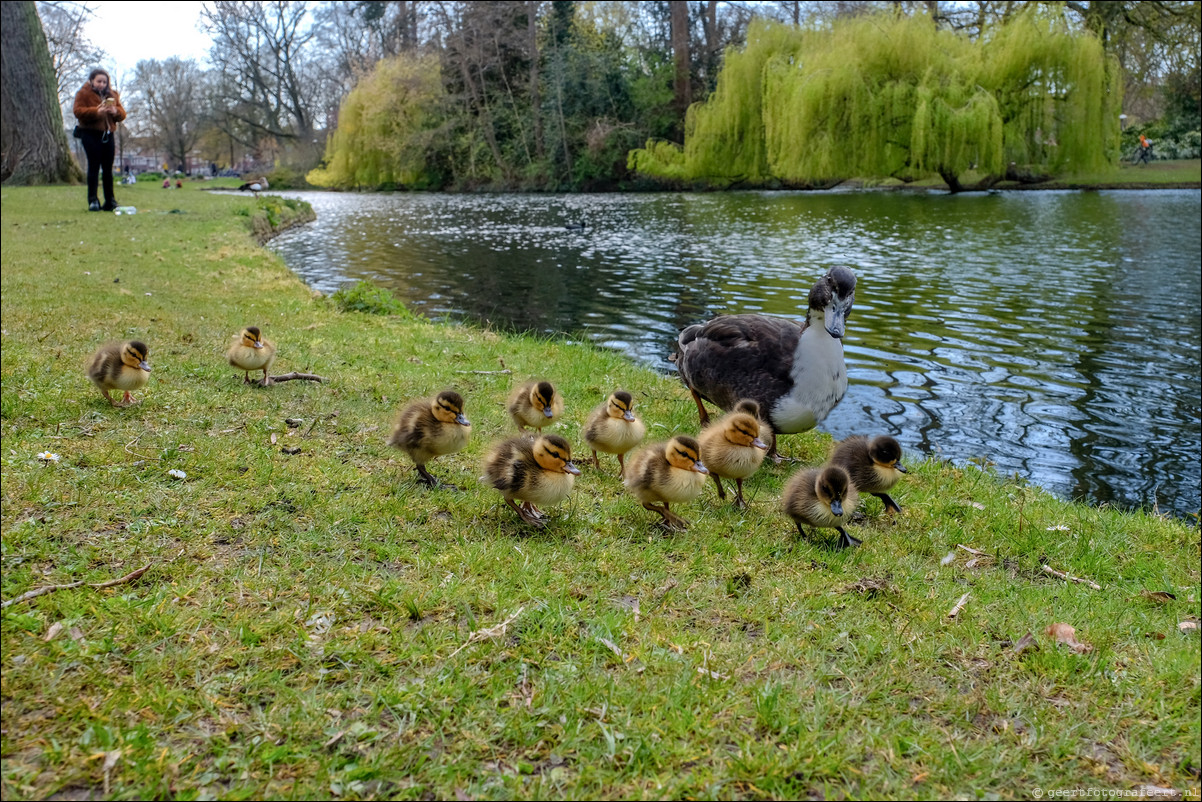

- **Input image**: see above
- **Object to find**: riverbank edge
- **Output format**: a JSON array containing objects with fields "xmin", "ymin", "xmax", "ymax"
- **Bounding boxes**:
[{"xmin": 1, "ymin": 184, "xmax": 1198, "ymax": 799}]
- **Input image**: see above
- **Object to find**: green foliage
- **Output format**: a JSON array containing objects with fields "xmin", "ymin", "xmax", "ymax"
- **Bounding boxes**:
[
  {"xmin": 631, "ymin": 11, "xmax": 1121, "ymax": 187},
  {"xmin": 264, "ymin": 165, "xmax": 312, "ymax": 190},
  {"xmin": 329, "ymin": 280, "xmax": 414, "ymax": 317},
  {"xmin": 307, "ymin": 54, "xmax": 445, "ymax": 190}
]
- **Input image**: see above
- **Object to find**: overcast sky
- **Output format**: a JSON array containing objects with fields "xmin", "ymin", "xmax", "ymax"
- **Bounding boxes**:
[{"xmin": 87, "ymin": 1, "xmax": 213, "ymax": 84}]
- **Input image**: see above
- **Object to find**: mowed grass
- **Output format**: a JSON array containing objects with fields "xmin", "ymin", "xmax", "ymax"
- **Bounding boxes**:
[{"xmin": 1, "ymin": 184, "xmax": 1199, "ymax": 801}]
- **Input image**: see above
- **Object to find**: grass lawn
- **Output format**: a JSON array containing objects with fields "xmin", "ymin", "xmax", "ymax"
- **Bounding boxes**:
[{"xmin": 1, "ymin": 183, "xmax": 1199, "ymax": 800}]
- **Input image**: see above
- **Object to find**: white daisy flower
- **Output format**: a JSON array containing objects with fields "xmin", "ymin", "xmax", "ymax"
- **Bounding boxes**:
[
  {"xmin": 36, "ymin": 452, "xmax": 61, "ymax": 463},
  {"xmin": 168, "ymin": 469, "xmax": 187, "ymax": 480}
]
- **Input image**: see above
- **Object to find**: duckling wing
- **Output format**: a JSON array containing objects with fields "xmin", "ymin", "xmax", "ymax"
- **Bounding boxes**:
[
  {"xmin": 88, "ymin": 347, "xmax": 121, "ymax": 387},
  {"xmin": 676, "ymin": 315, "xmax": 801, "ymax": 412}
]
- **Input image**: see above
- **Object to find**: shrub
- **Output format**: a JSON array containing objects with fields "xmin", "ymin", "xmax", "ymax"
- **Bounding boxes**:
[{"xmin": 329, "ymin": 281, "xmax": 415, "ymax": 317}]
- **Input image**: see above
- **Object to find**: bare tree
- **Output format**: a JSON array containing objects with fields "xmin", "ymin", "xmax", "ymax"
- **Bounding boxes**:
[
  {"xmin": 36, "ymin": 1, "xmax": 107, "ymax": 115},
  {"xmin": 130, "ymin": 58, "xmax": 207, "ymax": 173},
  {"xmin": 2, "ymin": 0, "xmax": 81, "ymax": 184},
  {"xmin": 201, "ymin": 0, "xmax": 318, "ymax": 143}
]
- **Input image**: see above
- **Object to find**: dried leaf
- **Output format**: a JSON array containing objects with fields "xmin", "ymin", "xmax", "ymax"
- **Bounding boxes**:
[
  {"xmin": 1012, "ymin": 632, "xmax": 1038, "ymax": 655},
  {"xmin": 696, "ymin": 667, "xmax": 729, "ymax": 680},
  {"xmin": 941, "ymin": 552, "xmax": 955, "ymax": 566},
  {"xmin": 1138, "ymin": 590, "xmax": 1176, "ymax": 604},
  {"xmin": 596, "ymin": 637, "xmax": 624, "ymax": 658},
  {"xmin": 270, "ymin": 433, "xmax": 278, "ymax": 445},
  {"xmin": 615, "ymin": 596, "xmax": 640, "ymax": 623},
  {"xmin": 947, "ymin": 592, "xmax": 970, "ymax": 619},
  {"xmin": 1144, "ymin": 632, "xmax": 1166, "ymax": 640},
  {"xmin": 970, "ymin": 502, "xmax": 986, "ymax": 510},
  {"xmin": 44, "ymin": 622, "xmax": 64, "ymax": 641},
  {"xmin": 1179, "ymin": 621, "xmax": 1198, "ymax": 633},
  {"xmin": 957, "ymin": 544, "xmax": 988, "ymax": 556},
  {"xmin": 1045, "ymin": 622, "xmax": 1093, "ymax": 653}
]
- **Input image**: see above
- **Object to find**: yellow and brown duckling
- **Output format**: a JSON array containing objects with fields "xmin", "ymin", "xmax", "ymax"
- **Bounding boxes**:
[
  {"xmin": 482, "ymin": 433, "xmax": 580, "ymax": 528},
  {"xmin": 698, "ymin": 409, "xmax": 769, "ymax": 507},
  {"xmin": 830, "ymin": 434, "xmax": 907, "ymax": 514},
  {"xmin": 88, "ymin": 340, "xmax": 151, "ymax": 407},
  {"xmin": 388, "ymin": 390, "xmax": 472, "ymax": 490},
  {"xmin": 623, "ymin": 435, "xmax": 709, "ymax": 530},
  {"xmin": 507, "ymin": 379, "xmax": 564, "ymax": 432},
  {"xmin": 227, "ymin": 326, "xmax": 276, "ymax": 385},
  {"xmin": 782, "ymin": 464, "xmax": 860, "ymax": 549},
  {"xmin": 582, "ymin": 389, "xmax": 646, "ymax": 475}
]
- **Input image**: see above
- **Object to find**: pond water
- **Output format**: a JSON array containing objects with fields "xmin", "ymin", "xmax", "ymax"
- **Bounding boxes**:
[{"xmin": 266, "ymin": 189, "xmax": 1202, "ymax": 517}]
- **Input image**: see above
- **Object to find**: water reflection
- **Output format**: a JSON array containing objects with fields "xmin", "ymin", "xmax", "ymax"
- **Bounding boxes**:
[{"xmin": 265, "ymin": 189, "xmax": 1202, "ymax": 516}]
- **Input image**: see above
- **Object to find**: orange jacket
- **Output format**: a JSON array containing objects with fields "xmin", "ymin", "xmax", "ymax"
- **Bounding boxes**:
[{"xmin": 73, "ymin": 82, "xmax": 127, "ymax": 134}]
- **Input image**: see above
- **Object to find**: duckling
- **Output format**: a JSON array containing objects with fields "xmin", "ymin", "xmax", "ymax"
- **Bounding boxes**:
[
  {"xmin": 87, "ymin": 340, "xmax": 151, "ymax": 407},
  {"xmin": 734, "ymin": 398, "xmax": 774, "ymax": 443},
  {"xmin": 482, "ymin": 433, "xmax": 580, "ymax": 528},
  {"xmin": 388, "ymin": 390, "xmax": 472, "ymax": 489},
  {"xmin": 698, "ymin": 410, "xmax": 769, "ymax": 507},
  {"xmin": 673, "ymin": 266, "xmax": 856, "ymax": 454},
  {"xmin": 582, "ymin": 390, "xmax": 646, "ymax": 475},
  {"xmin": 226, "ymin": 326, "xmax": 276, "ymax": 385},
  {"xmin": 782, "ymin": 464, "xmax": 861, "ymax": 549},
  {"xmin": 830, "ymin": 434, "xmax": 907, "ymax": 514},
  {"xmin": 508, "ymin": 379, "xmax": 564, "ymax": 432},
  {"xmin": 623, "ymin": 435, "xmax": 709, "ymax": 530}
]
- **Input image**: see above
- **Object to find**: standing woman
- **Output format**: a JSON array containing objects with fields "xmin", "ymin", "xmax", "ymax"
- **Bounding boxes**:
[{"xmin": 73, "ymin": 68, "xmax": 126, "ymax": 211}]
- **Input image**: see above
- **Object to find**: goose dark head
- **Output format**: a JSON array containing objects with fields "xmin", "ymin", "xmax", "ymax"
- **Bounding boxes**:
[{"xmin": 808, "ymin": 266, "xmax": 856, "ymax": 339}]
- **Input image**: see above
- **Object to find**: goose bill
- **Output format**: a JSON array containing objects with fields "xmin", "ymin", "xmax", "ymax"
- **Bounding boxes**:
[{"xmin": 825, "ymin": 299, "xmax": 851, "ymax": 339}]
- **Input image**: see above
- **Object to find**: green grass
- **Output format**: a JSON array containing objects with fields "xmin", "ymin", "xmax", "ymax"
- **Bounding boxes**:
[{"xmin": 1, "ymin": 183, "xmax": 1199, "ymax": 801}]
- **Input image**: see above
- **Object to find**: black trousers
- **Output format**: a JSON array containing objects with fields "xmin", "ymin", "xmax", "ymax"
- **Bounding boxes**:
[{"xmin": 80, "ymin": 129, "xmax": 116, "ymax": 204}]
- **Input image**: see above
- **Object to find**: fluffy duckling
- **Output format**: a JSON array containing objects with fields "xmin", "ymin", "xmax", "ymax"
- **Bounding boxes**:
[
  {"xmin": 699, "ymin": 410, "xmax": 769, "ymax": 507},
  {"xmin": 226, "ymin": 326, "xmax": 276, "ymax": 384},
  {"xmin": 88, "ymin": 340, "xmax": 151, "ymax": 407},
  {"xmin": 623, "ymin": 435, "xmax": 709, "ymax": 530},
  {"xmin": 388, "ymin": 390, "xmax": 472, "ymax": 489},
  {"xmin": 482, "ymin": 434, "xmax": 580, "ymax": 528},
  {"xmin": 782, "ymin": 464, "xmax": 861, "ymax": 549},
  {"xmin": 508, "ymin": 379, "xmax": 564, "ymax": 432},
  {"xmin": 582, "ymin": 390, "xmax": 646, "ymax": 475},
  {"xmin": 674, "ymin": 266, "xmax": 856, "ymax": 452},
  {"xmin": 830, "ymin": 435, "xmax": 907, "ymax": 514}
]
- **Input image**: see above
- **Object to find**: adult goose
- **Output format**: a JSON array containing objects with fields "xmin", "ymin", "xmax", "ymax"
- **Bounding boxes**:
[
  {"xmin": 238, "ymin": 176, "xmax": 269, "ymax": 196},
  {"xmin": 673, "ymin": 266, "xmax": 857, "ymax": 448}
]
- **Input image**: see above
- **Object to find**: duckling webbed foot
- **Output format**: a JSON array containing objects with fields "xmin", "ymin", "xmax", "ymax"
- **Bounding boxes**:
[
  {"xmin": 118, "ymin": 391, "xmax": 139, "ymax": 407},
  {"xmin": 507, "ymin": 499, "xmax": 547, "ymax": 528},
  {"xmin": 733, "ymin": 479, "xmax": 748, "ymax": 509},
  {"xmin": 645, "ymin": 502, "xmax": 689, "ymax": 531},
  {"xmin": 417, "ymin": 465, "xmax": 460, "ymax": 491},
  {"xmin": 874, "ymin": 493, "xmax": 902, "ymax": 515},
  {"xmin": 835, "ymin": 527, "xmax": 862, "ymax": 550}
]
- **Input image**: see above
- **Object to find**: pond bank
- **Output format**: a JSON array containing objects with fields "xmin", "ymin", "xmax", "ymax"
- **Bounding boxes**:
[{"xmin": 1, "ymin": 184, "xmax": 1198, "ymax": 799}]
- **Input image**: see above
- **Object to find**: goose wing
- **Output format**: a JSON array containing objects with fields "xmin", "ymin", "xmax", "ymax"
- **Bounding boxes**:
[{"xmin": 675, "ymin": 314, "xmax": 801, "ymax": 412}]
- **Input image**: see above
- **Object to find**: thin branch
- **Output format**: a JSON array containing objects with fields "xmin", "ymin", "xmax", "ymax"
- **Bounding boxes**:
[{"xmin": 1042, "ymin": 564, "xmax": 1102, "ymax": 591}]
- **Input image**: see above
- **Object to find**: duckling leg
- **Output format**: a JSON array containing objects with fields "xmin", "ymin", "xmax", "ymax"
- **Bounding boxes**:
[
  {"xmin": 874, "ymin": 493, "xmax": 902, "ymax": 515},
  {"xmin": 119, "ymin": 391, "xmax": 138, "ymax": 407},
  {"xmin": 690, "ymin": 389, "xmax": 711, "ymax": 427},
  {"xmin": 835, "ymin": 527, "xmax": 862, "ymax": 549},
  {"xmin": 243, "ymin": 371, "xmax": 251, "ymax": 384},
  {"xmin": 592, "ymin": 449, "xmax": 601, "ymax": 470},
  {"xmin": 261, "ymin": 368, "xmax": 273, "ymax": 387},
  {"xmin": 733, "ymin": 478, "xmax": 747, "ymax": 509},
  {"xmin": 416, "ymin": 464, "xmax": 460, "ymax": 491},
  {"xmin": 617, "ymin": 453, "xmax": 626, "ymax": 478},
  {"xmin": 710, "ymin": 473, "xmax": 727, "ymax": 500},
  {"xmin": 507, "ymin": 498, "xmax": 546, "ymax": 529}
]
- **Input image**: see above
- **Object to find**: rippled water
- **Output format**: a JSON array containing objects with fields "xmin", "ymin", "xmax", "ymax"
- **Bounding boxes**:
[{"xmin": 266, "ymin": 189, "xmax": 1202, "ymax": 516}]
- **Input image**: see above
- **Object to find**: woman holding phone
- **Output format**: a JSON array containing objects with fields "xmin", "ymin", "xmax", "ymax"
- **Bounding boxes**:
[{"xmin": 73, "ymin": 68, "xmax": 127, "ymax": 211}]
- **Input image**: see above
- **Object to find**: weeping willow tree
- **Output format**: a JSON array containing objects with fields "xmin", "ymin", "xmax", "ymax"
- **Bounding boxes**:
[
  {"xmin": 307, "ymin": 54, "xmax": 444, "ymax": 189},
  {"xmin": 630, "ymin": 11, "xmax": 1120, "ymax": 189}
]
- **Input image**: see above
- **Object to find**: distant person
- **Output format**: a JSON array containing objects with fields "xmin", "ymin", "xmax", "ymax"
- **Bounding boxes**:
[
  {"xmin": 72, "ymin": 68, "xmax": 127, "ymax": 212},
  {"xmin": 162, "ymin": 177, "xmax": 171, "ymax": 189},
  {"xmin": 175, "ymin": 178, "xmax": 183, "ymax": 189},
  {"xmin": 1137, "ymin": 133, "xmax": 1153, "ymax": 165}
]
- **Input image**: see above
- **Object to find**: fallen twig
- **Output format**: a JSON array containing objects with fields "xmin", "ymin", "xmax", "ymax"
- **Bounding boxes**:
[
  {"xmin": 260, "ymin": 372, "xmax": 326, "ymax": 385},
  {"xmin": 1042, "ymin": 564, "xmax": 1102, "ymax": 591},
  {"xmin": 957, "ymin": 544, "xmax": 987, "ymax": 556},
  {"xmin": 453, "ymin": 369, "xmax": 512, "ymax": 375},
  {"xmin": 3, "ymin": 563, "xmax": 152, "ymax": 609},
  {"xmin": 947, "ymin": 592, "xmax": 971, "ymax": 619},
  {"xmin": 447, "ymin": 606, "xmax": 525, "ymax": 659}
]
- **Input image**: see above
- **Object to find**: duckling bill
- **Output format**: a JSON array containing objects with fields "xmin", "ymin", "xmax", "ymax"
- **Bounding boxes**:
[
  {"xmin": 830, "ymin": 435, "xmax": 907, "ymax": 514},
  {"xmin": 483, "ymin": 434, "xmax": 580, "ymax": 528},
  {"xmin": 388, "ymin": 390, "xmax": 472, "ymax": 490},
  {"xmin": 88, "ymin": 340, "xmax": 151, "ymax": 407},
  {"xmin": 782, "ymin": 464, "xmax": 860, "ymax": 549}
]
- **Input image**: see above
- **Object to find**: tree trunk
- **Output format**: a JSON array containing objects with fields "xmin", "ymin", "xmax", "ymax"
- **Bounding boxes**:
[
  {"xmin": 670, "ymin": 0, "xmax": 691, "ymax": 134},
  {"xmin": 529, "ymin": 0, "xmax": 543, "ymax": 161},
  {"xmin": 1, "ymin": 1, "xmax": 81, "ymax": 185}
]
